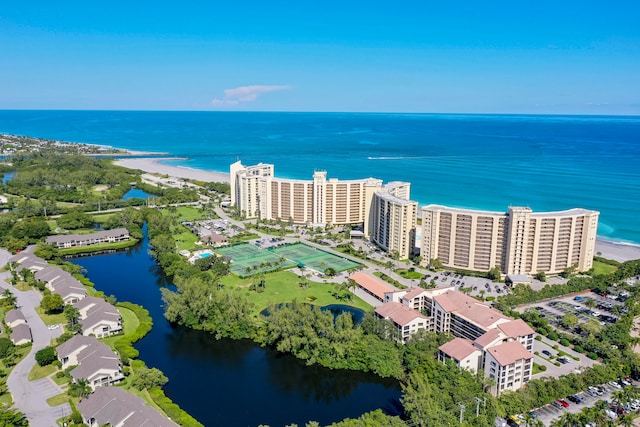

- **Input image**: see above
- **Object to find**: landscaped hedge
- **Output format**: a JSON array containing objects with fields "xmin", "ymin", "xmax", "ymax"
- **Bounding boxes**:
[
  {"xmin": 149, "ymin": 386, "xmax": 204, "ymax": 427},
  {"xmin": 113, "ymin": 302, "xmax": 153, "ymax": 364}
]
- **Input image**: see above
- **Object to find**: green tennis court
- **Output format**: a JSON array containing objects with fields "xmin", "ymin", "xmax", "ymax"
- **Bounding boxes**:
[
  {"xmin": 270, "ymin": 243, "xmax": 361, "ymax": 273},
  {"xmin": 216, "ymin": 243, "xmax": 296, "ymax": 276}
]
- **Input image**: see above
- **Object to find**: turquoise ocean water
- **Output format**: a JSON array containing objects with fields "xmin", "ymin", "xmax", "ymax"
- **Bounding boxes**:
[{"xmin": 1, "ymin": 110, "xmax": 639, "ymax": 244}]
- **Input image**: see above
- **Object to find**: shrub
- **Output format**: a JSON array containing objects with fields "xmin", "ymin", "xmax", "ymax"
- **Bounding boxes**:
[
  {"xmin": 35, "ymin": 346, "xmax": 57, "ymax": 366},
  {"xmin": 0, "ymin": 338, "xmax": 14, "ymax": 358},
  {"xmin": 587, "ymin": 352, "xmax": 598, "ymax": 360},
  {"xmin": 560, "ymin": 339, "xmax": 570, "ymax": 346},
  {"xmin": 535, "ymin": 335, "xmax": 542, "ymax": 341},
  {"xmin": 539, "ymin": 365, "xmax": 547, "ymax": 372},
  {"xmin": 548, "ymin": 332, "xmax": 559, "ymax": 341},
  {"xmin": 538, "ymin": 328, "xmax": 548, "ymax": 336},
  {"xmin": 485, "ymin": 296, "xmax": 495, "ymax": 301},
  {"xmin": 574, "ymin": 345, "xmax": 584, "ymax": 353}
]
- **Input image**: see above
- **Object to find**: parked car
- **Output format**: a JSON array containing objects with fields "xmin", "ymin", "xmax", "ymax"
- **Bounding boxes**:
[
  {"xmin": 609, "ymin": 381, "xmax": 622, "ymax": 389},
  {"xmin": 568, "ymin": 395, "xmax": 583, "ymax": 403},
  {"xmin": 558, "ymin": 399, "xmax": 570, "ymax": 408},
  {"xmin": 542, "ymin": 350, "xmax": 553, "ymax": 357},
  {"xmin": 551, "ymin": 400, "xmax": 564, "ymax": 409}
]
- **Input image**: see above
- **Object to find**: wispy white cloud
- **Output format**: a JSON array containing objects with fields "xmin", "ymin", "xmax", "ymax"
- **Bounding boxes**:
[{"xmin": 211, "ymin": 85, "xmax": 292, "ymax": 106}]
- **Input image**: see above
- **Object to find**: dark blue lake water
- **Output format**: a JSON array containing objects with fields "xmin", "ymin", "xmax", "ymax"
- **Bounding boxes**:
[{"xmin": 70, "ymin": 227, "xmax": 402, "ymax": 427}]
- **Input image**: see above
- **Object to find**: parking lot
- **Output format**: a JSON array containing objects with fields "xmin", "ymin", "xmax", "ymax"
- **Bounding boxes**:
[
  {"xmin": 532, "ymin": 380, "xmax": 637, "ymax": 426},
  {"xmin": 517, "ymin": 291, "xmax": 626, "ymax": 338}
]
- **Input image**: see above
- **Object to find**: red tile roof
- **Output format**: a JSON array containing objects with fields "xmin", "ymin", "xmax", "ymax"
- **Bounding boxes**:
[
  {"xmin": 473, "ymin": 329, "xmax": 502, "ymax": 348},
  {"xmin": 439, "ymin": 337, "xmax": 480, "ymax": 361},
  {"xmin": 375, "ymin": 302, "xmax": 429, "ymax": 326},
  {"xmin": 349, "ymin": 272, "xmax": 395, "ymax": 300},
  {"xmin": 497, "ymin": 319, "xmax": 535, "ymax": 338},
  {"xmin": 403, "ymin": 287, "xmax": 426, "ymax": 300},
  {"xmin": 433, "ymin": 290, "xmax": 508, "ymax": 329},
  {"xmin": 486, "ymin": 341, "xmax": 533, "ymax": 366}
]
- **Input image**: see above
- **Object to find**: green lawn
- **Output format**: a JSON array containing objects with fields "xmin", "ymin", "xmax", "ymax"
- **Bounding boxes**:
[
  {"xmin": 221, "ymin": 270, "xmax": 372, "ymax": 315},
  {"xmin": 168, "ymin": 206, "xmax": 207, "ymax": 222},
  {"xmin": 28, "ymin": 363, "xmax": 57, "ymax": 381},
  {"xmin": 36, "ymin": 307, "xmax": 66, "ymax": 326},
  {"xmin": 92, "ymin": 213, "xmax": 117, "ymax": 224},
  {"xmin": 101, "ymin": 306, "xmax": 139, "ymax": 349},
  {"xmin": 592, "ymin": 260, "xmax": 617, "ymax": 276},
  {"xmin": 395, "ymin": 269, "xmax": 422, "ymax": 279},
  {"xmin": 46, "ymin": 393, "xmax": 68, "ymax": 407}
]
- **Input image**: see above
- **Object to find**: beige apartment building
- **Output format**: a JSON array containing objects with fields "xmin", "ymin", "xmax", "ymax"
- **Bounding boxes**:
[
  {"xmin": 421, "ymin": 205, "xmax": 599, "ymax": 275},
  {"xmin": 230, "ymin": 161, "xmax": 417, "ymax": 258},
  {"xmin": 370, "ymin": 182, "xmax": 418, "ymax": 259}
]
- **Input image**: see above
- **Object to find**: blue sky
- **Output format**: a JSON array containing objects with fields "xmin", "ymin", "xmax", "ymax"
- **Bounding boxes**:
[{"xmin": 1, "ymin": 1, "xmax": 639, "ymax": 114}]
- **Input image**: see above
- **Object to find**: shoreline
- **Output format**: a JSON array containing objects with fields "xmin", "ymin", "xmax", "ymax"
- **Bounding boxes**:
[
  {"xmin": 113, "ymin": 156, "xmax": 640, "ymax": 263},
  {"xmin": 114, "ymin": 157, "xmax": 230, "ymax": 183}
]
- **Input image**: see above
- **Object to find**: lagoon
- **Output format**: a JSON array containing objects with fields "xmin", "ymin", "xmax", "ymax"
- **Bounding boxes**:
[{"xmin": 70, "ymin": 227, "xmax": 402, "ymax": 427}]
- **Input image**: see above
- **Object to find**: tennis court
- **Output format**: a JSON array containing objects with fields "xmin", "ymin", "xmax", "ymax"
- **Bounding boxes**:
[
  {"xmin": 271, "ymin": 243, "xmax": 361, "ymax": 273},
  {"xmin": 216, "ymin": 243, "xmax": 296, "ymax": 276}
]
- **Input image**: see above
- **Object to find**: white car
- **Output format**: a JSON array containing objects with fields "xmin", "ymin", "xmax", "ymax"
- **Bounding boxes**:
[
  {"xmin": 47, "ymin": 324, "xmax": 60, "ymax": 330},
  {"xmin": 609, "ymin": 381, "xmax": 622, "ymax": 389}
]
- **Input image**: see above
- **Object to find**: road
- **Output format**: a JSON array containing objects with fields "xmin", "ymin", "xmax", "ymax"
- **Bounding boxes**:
[{"xmin": 0, "ymin": 249, "xmax": 70, "ymax": 426}]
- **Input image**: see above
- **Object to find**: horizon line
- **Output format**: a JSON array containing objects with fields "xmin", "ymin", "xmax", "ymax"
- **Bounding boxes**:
[{"xmin": 0, "ymin": 109, "xmax": 639, "ymax": 118}]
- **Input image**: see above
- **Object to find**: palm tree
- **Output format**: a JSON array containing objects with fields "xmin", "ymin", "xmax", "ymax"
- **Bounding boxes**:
[
  {"xmin": 70, "ymin": 379, "xmax": 92, "ymax": 399},
  {"xmin": 2, "ymin": 289, "xmax": 17, "ymax": 308}
]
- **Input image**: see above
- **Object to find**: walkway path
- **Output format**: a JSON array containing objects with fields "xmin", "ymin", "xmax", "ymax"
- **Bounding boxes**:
[{"xmin": 0, "ymin": 249, "xmax": 71, "ymax": 426}]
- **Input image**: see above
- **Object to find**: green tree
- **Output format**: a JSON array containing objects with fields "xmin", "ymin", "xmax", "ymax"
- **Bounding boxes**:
[
  {"xmin": 487, "ymin": 266, "xmax": 501, "ymax": 281},
  {"xmin": 131, "ymin": 367, "xmax": 169, "ymax": 390},
  {"xmin": 560, "ymin": 313, "xmax": 579, "ymax": 329},
  {"xmin": 68, "ymin": 378, "xmax": 92, "ymax": 399},
  {"xmin": 40, "ymin": 293, "xmax": 65, "ymax": 314},
  {"xmin": 57, "ymin": 209, "xmax": 94, "ymax": 230},
  {"xmin": 40, "ymin": 293, "xmax": 64, "ymax": 314},
  {"xmin": 35, "ymin": 346, "xmax": 57, "ymax": 366},
  {"xmin": 0, "ymin": 407, "xmax": 28, "ymax": 426},
  {"xmin": 535, "ymin": 271, "xmax": 546, "ymax": 282},
  {"xmin": 11, "ymin": 217, "xmax": 50, "ymax": 240},
  {"xmin": 0, "ymin": 338, "xmax": 15, "ymax": 358}
]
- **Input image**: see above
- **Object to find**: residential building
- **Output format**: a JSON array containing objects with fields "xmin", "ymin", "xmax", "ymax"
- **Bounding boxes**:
[
  {"xmin": 11, "ymin": 323, "xmax": 32, "ymax": 345},
  {"xmin": 230, "ymin": 161, "xmax": 416, "ymax": 256},
  {"xmin": 56, "ymin": 335, "xmax": 123, "ymax": 390},
  {"xmin": 348, "ymin": 272, "xmax": 396, "ymax": 304},
  {"xmin": 384, "ymin": 286, "xmax": 535, "ymax": 395},
  {"xmin": 46, "ymin": 228, "xmax": 130, "ymax": 249},
  {"xmin": 73, "ymin": 297, "xmax": 122, "ymax": 338},
  {"xmin": 5, "ymin": 308, "xmax": 27, "ymax": 328},
  {"xmin": 78, "ymin": 386, "xmax": 179, "ymax": 427},
  {"xmin": 421, "ymin": 205, "xmax": 599, "ymax": 275},
  {"xmin": 370, "ymin": 182, "xmax": 417, "ymax": 259},
  {"xmin": 374, "ymin": 301, "xmax": 430, "ymax": 343}
]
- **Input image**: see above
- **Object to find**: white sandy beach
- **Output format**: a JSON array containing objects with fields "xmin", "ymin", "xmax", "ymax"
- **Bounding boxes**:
[
  {"xmin": 114, "ymin": 157, "xmax": 230, "ymax": 183},
  {"xmin": 115, "ymin": 157, "xmax": 640, "ymax": 263},
  {"xmin": 595, "ymin": 240, "xmax": 640, "ymax": 263}
]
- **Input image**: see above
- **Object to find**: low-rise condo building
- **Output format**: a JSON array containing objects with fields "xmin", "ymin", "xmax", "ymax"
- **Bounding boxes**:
[
  {"xmin": 421, "ymin": 205, "xmax": 599, "ymax": 275},
  {"xmin": 384, "ymin": 286, "xmax": 535, "ymax": 395}
]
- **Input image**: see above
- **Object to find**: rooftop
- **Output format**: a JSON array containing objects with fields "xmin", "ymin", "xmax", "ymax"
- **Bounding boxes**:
[
  {"xmin": 486, "ymin": 341, "xmax": 533, "ymax": 366},
  {"xmin": 349, "ymin": 272, "xmax": 395, "ymax": 300},
  {"xmin": 439, "ymin": 337, "xmax": 480, "ymax": 361},
  {"xmin": 433, "ymin": 290, "xmax": 509, "ymax": 329},
  {"xmin": 375, "ymin": 301, "xmax": 429, "ymax": 326}
]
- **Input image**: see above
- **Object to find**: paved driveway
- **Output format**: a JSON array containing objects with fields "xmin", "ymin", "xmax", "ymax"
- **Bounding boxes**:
[{"xmin": 0, "ymin": 249, "xmax": 71, "ymax": 426}]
